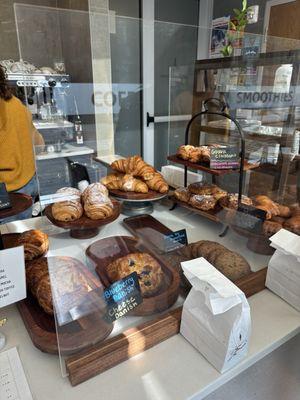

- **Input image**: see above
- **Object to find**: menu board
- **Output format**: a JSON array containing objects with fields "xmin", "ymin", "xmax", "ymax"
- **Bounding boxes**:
[{"xmin": 0, "ymin": 347, "xmax": 33, "ymax": 400}]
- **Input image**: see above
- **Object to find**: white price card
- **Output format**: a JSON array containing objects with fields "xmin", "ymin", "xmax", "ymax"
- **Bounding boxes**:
[
  {"xmin": 0, "ymin": 247, "xmax": 26, "ymax": 308},
  {"xmin": 0, "ymin": 347, "xmax": 33, "ymax": 400}
]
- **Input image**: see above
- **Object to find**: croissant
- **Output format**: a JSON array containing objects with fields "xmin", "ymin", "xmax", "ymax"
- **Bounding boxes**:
[
  {"xmin": 253, "ymin": 195, "xmax": 280, "ymax": 220},
  {"xmin": 111, "ymin": 156, "xmax": 156, "ymax": 181},
  {"xmin": 146, "ymin": 173, "xmax": 169, "ymax": 193},
  {"xmin": 17, "ymin": 230, "xmax": 49, "ymax": 261},
  {"xmin": 101, "ymin": 173, "xmax": 149, "ymax": 193},
  {"xmin": 52, "ymin": 187, "xmax": 83, "ymax": 222}
]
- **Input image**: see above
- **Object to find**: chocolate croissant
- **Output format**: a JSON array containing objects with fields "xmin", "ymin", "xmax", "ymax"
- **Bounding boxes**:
[{"xmin": 52, "ymin": 187, "xmax": 83, "ymax": 222}]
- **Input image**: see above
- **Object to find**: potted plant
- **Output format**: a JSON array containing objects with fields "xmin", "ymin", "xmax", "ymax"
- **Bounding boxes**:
[{"xmin": 222, "ymin": 0, "xmax": 251, "ymax": 57}]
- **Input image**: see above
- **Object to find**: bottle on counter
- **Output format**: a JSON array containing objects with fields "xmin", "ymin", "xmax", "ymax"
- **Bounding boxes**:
[{"xmin": 73, "ymin": 96, "xmax": 84, "ymax": 145}]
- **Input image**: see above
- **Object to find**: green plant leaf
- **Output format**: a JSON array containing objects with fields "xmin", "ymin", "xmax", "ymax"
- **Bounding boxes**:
[
  {"xmin": 242, "ymin": 0, "xmax": 247, "ymax": 12},
  {"xmin": 233, "ymin": 8, "xmax": 240, "ymax": 15}
]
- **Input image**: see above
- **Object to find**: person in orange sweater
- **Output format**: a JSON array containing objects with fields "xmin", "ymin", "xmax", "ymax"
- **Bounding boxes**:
[{"xmin": 0, "ymin": 65, "xmax": 44, "ymax": 220}]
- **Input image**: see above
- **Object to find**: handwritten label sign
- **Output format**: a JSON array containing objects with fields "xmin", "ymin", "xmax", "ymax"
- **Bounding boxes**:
[
  {"xmin": 103, "ymin": 272, "xmax": 142, "ymax": 322},
  {"xmin": 0, "ymin": 247, "xmax": 26, "ymax": 308},
  {"xmin": 0, "ymin": 183, "xmax": 11, "ymax": 211},
  {"xmin": 210, "ymin": 147, "xmax": 240, "ymax": 170},
  {"xmin": 164, "ymin": 229, "xmax": 188, "ymax": 253}
]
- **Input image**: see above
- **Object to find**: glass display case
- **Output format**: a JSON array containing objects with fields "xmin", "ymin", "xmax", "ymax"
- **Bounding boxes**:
[{"xmin": 0, "ymin": 5, "xmax": 299, "ymax": 388}]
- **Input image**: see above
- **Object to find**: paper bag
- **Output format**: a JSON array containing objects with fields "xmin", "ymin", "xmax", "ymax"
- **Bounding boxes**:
[
  {"xmin": 266, "ymin": 229, "xmax": 300, "ymax": 311},
  {"xmin": 180, "ymin": 258, "xmax": 251, "ymax": 373}
]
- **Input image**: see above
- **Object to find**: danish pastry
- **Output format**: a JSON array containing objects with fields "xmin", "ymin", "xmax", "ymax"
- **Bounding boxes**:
[
  {"xmin": 174, "ymin": 188, "xmax": 191, "ymax": 203},
  {"xmin": 107, "ymin": 253, "xmax": 164, "ymax": 297},
  {"xmin": 219, "ymin": 193, "xmax": 253, "ymax": 210},
  {"xmin": 189, "ymin": 194, "xmax": 217, "ymax": 211}
]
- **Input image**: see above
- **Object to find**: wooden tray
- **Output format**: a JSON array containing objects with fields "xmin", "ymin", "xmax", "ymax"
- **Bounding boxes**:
[
  {"xmin": 18, "ymin": 256, "xmax": 113, "ymax": 355},
  {"xmin": 167, "ymin": 154, "xmax": 258, "ymax": 176},
  {"xmin": 44, "ymin": 199, "xmax": 121, "ymax": 239},
  {"xmin": 169, "ymin": 195, "xmax": 223, "ymax": 223},
  {"xmin": 86, "ymin": 236, "xmax": 180, "ymax": 316},
  {"xmin": 0, "ymin": 193, "xmax": 32, "ymax": 219},
  {"xmin": 1, "ymin": 232, "xmax": 22, "ymax": 249},
  {"xmin": 109, "ymin": 189, "xmax": 167, "ymax": 202}
]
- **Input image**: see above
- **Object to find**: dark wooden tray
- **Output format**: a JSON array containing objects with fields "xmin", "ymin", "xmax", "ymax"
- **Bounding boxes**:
[
  {"xmin": 2, "ymin": 232, "xmax": 22, "ymax": 249},
  {"xmin": 18, "ymin": 256, "xmax": 113, "ymax": 355},
  {"xmin": 109, "ymin": 189, "xmax": 167, "ymax": 201},
  {"xmin": 123, "ymin": 214, "xmax": 268, "ymax": 295},
  {"xmin": 44, "ymin": 199, "xmax": 121, "ymax": 239},
  {"xmin": 0, "ymin": 193, "xmax": 32, "ymax": 219},
  {"xmin": 167, "ymin": 154, "xmax": 258, "ymax": 176},
  {"xmin": 86, "ymin": 236, "xmax": 180, "ymax": 316}
]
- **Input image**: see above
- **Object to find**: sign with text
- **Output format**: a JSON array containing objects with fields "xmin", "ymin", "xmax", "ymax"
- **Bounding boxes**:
[
  {"xmin": 0, "ymin": 247, "xmax": 26, "ymax": 308},
  {"xmin": 164, "ymin": 229, "xmax": 188, "ymax": 253},
  {"xmin": 103, "ymin": 272, "xmax": 142, "ymax": 322},
  {"xmin": 210, "ymin": 147, "xmax": 240, "ymax": 170},
  {"xmin": 0, "ymin": 183, "xmax": 11, "ymax": 211}
]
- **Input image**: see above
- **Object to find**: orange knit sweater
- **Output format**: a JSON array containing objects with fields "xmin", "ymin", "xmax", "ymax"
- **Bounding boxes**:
[{"xmin": 0, "ymin": 96, "xmax": 39, "ymax": 191}]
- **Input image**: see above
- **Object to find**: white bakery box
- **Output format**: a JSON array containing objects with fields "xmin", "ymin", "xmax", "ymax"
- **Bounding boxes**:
[{"xmin": 266, "ymin": 229, "xmax": 300, "ymax": 311}]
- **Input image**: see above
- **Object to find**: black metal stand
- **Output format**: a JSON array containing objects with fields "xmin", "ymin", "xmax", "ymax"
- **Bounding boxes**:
[{"xmin": 183, "ymin": 98, "xmax": 246, "ymax": 208}]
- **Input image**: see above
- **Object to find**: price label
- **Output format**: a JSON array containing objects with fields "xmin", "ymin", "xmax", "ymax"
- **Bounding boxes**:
[
  {"xmin": 0, "ymin": 183, "xmax": 11, "ymax": 211},
  {"xmin": 103, "ymin": 272, "xmax": 142, "ymax": 322},
  {"xmin": 210, "ymin": 147, "xmax": 240, "ymax": 170},
  {"xmin": 164, "ymin": 229, "xmax": 188, "ymax": 253},
  {"xmin": 0, "ymin": 247, "xmax": 26, "ymax": 308}
]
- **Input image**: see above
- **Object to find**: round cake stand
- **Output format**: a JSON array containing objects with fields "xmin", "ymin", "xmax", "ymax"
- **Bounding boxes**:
[{"xmin": 112, "ymin": 194, "xmax": 167, "ymax": 216}]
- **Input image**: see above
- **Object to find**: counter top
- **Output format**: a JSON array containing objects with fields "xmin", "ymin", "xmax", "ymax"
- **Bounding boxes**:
[{"xmin": 1, "ymin": 204, "xmax": 300, "ymax": 400}]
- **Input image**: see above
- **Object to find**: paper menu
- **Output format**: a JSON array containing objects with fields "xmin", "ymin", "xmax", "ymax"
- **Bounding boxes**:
[{"xmin": 0, "ymin": 347, "xmax": 33, "ymax": 400}]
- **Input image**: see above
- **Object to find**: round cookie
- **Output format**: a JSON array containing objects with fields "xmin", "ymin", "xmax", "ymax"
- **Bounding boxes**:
[{"xmin": 213, "ymin": 251, "xmax": 251, "ymax": 281}]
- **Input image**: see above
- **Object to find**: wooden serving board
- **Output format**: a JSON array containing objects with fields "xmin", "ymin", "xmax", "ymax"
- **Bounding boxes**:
[
  {"xmin": 109, "ymin": 188, "xmax": 167, "ymax": 201},
  {"xmin": 167, "ymin": 154, "xmax": 257, "ymax": 176},
  {"xmin": 86, "ymin": 236, "xmax": 180, "ymax": 316},
  {"xmin": 18, "ymin": 256, "xmax": 113, "ymax": 355},
  {"xmin": 66, "ymin": 267, "xmax": 268, "ymax": 386},
  {"xmin": 45, "ymin": 199, "xmax": 121, "ymax": 239}
]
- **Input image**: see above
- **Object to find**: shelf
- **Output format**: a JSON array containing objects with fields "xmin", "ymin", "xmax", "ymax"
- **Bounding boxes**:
[
  {"xmin": 35, "ymin": 144, "xmax": 94, "ymax": 161},
  {"xmin": 167, "ymin": 154, "xmax": 258, "ymax": 176},
  {"xmin": 33, "ymin": 120, "xmax": 74, "ymax": 130}
]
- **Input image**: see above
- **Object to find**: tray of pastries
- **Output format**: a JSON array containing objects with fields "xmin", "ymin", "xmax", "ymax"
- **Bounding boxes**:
[
  {"xmin": 167, "ymin": 145, "xmax": 257, "ymax": 175},
  {"xmin": 86, "ymin": 236, "xmax": 180, "ymax": 316},
  {"xmin": 18, "ymin": 256, "xmax": 113, "ymax": 354},
  {"xmin": 2, "ymin": 229, "xmax": 49, "ymax": 261},
  {"xmin": 101, "ymin": 155, "xmax": 169, "ymax": 201},
  {"xmin": 45, "ymin": 183, "xmax": 121, "ymax": 239}
]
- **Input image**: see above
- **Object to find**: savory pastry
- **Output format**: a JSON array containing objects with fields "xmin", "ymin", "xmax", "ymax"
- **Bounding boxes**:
[
  {"xmin": 189, "ymin": 194, "xmax": 217, "ymax": 211},
  {"xmin": 111, "ymin": 155, "xmax": 156, "ymax": 181},
  {"xmin": 263, "ymin": 221, "xmax": 283, "ymax": 237},
  {"xmin": 174, "ymin": 188, "xmax": 191, "ymax": 203},
  {"xmin": 283, "ymin": 216, "xmax": 300, "ymax": 235},
  {"xmin": 101, "ymin": 173, "xmax": 148, "ymax": 193},
  {"xmin": 52, "ymin": 187, "xmax": 83, "ymax": 222},
  {"xmin": 199, "ymin": 146, "xmax": 211, "ymax": 163},
  {"xmin": 220, "ymin": 193, "xmax": 253, "ymax": 210},
  {"xmin": 107, "ymin": 253, "xmax": 164, "ymax": 297},
  {"xmin": 176, "ymin": 145, "xmax": 196, "ymax": 161},
  {"xmin": 17, "ymin": 230, "xmax": 49, "ymax": 261},
  {"xmin": 145, "ymin": 173, "xmax": 169, "ymax": 194}
]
